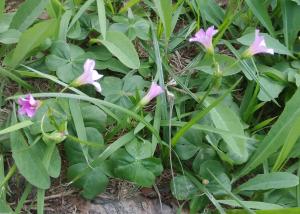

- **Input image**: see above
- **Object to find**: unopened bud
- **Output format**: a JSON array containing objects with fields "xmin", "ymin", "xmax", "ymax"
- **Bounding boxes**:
[{"xmin": 202, "ymin": 179, "xmax": 209, "ymax": 185}]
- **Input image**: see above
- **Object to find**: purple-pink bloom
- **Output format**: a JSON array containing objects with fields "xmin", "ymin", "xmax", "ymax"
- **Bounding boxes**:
[
  {"xmin": 189, "ymin": 26, "xmax": 218, "ymax": 53},
  {"xmin": 244, "ymin": 29, "xmax": 274, "ymax": 57},
  {"xmin": 18, "ymin": 94, "xmax": 41, "ymax": 118},
  {"xmin": 140, "ymin": 82, "xmax": 164, "ymax": 105},
  {"xmin": 73, "ymin": 59, "xmax": 103, "ymax": 92}
]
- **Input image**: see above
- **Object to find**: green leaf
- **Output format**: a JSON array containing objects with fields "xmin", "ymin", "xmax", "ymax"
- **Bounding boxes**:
[
  {"xmin": 125, "ymin": 138, "xmax": 152, "ymax": 160},
  {"xmin": 237, "ymin": 32, "xmax": 292, "ymax": 56},
  {"xmin": 10, "ymin": 112, "xmax": 50, "ymax": 189},
  {"xmin": 101, "ymin": 75, "xmax": 145, "ymax": 108},
  {"xmin": 198, "ymin": 0, "xmax": 225, "ymax": 26},
  {"xmin": 119, "ymin": 0, "xmax": 141, "ymax": 13},
  {"xmin": 0, "ymin": 29, "xmax": 21, "ymax": 44},
  {"xmin": 80, "ymin": 103, "xmax": 107, "ymax": 132},
  {"xmin": 245, "ymin": 0, "xmax": 275, "ymax": 36},
  {"xmin": 152, "ymin": 0, "xmax": 172, "ymax": 41},
  {"xmin": 204, "ymin": 98, "xmax": 249, "ymax": 164},
  {"xmin": 175, "ymin": 128, "xmax": 203, "ymax": 160},
  {"xmin": 0, "ymin": 13, "xmax": 14, "ymax": 33},
  {"xmin": 42, "ymin": 143, "xmax": 61, "ymax": 178},
  {"xmin": 111, "ymin": 149, "xmax": 162, "ymax": 187},
  {"xmin": 68, "ymin": 0, "xmax": 94, "ymax": 30},
  {"xmin": 237, "ymin": 88, "xmax": 300, "ymax": 178},
  {"xmin": 257, "ymin": 76, "xmax": 285, "ymax": 102},
  {"xmin": 46, "ymin": 41, "xmax": 86, "ymax": 83},
  {"xmin": 7, "ymin": 19, "xmax": 57, "ymax": 68},
  {"xmin": 96, "ymin": 0, "xmax": 106, "ymax": 39},
  {"xmin": 200, "ymin": 160, "xmax": 231, "ymax": 195},
  {"xmin": 69, "ymin": 99, "xmax": 90, "ymax": 164},
  {"xmin": 10, "ymin": 0, "xmax": 50, "ymax": 32},
  {"xmin": 68, "ymin": 163, "xmax": 108, "ymax": 199},
  {"xmin": 100, "ymin": 31, "xmax": 140, "ymax": 69},
  {"xmin": 170, "ymin": 175, "xmax": 197, "ymax": 200},
  {"xmin": 218, "ymin": 200, "xmax": 283, "ymax": 210},
  {"xmin": 0, "ymin": 120, "xmax": 33, "ymax": 135},
  {"xmin": 281, "ymin": 0, "xmax": 300, "ymax": 50},
  {"xmin": 194, "ymin": 54, "xmax": 241, "ymax": 76},
  {"xmin": 227, "ymin": 208, "xmax": 300, "ymax": 214},
  {"xmin": 238, "ymin": 172, "xmax": 299, "ymax": 191}
]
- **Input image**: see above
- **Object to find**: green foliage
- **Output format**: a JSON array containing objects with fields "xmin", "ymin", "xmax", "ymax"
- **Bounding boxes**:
[{"xmin": 2, "ymin": 0, "xmax": 300, "ymax": 213}]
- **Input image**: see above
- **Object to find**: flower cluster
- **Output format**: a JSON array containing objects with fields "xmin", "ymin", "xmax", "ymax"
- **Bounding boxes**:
[
  {"xmin": 189, "ymin": 26, "xmax": 274, "ymax": 57},
  {"xmin": 18, "ymin": 59, "xmax": 164, "ymax": 117},
  {"xmin": 18, "ymin": 28, "xmax": 273, "ymax": 118}
]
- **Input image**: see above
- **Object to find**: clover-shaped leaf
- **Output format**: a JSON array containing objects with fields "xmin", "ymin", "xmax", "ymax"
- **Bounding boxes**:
[
  {"xmin": 46, "ymin": 41, "xmax": 87, "ymax": 83},
  {"xmin": 110, "ymin": 148, "xmax": 163, "ymax": 187},
  {"xmin": 101, "ymin": 75, "xmax": 145, "ymax": 108}
]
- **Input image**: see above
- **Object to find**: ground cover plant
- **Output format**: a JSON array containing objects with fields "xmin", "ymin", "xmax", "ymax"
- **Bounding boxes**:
[{"xmin": 1, "ymin": 0, "xmax": 300, "ymax": 213}]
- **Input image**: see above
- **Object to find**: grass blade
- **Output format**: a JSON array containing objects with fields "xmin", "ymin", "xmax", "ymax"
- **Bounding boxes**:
[
  {"xmin": 237, "ymin": 87, "xmax": 300, "ymax": 179},
  {"xmin": 245, "ymin": 0, "xmax": 275, "ymax": 37},
  {"xmin": 171, "ymin": 78, "xmax": 241, "ymax": 147},
  {"xmin": 96, "ymin": 0, "xmax": 106, "ymax": 39}
]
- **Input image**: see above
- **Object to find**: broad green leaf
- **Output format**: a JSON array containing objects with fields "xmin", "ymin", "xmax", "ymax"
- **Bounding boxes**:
[
  {"xmin": 238, "ymin": 88, "xmax": 300, "ymax": 178},
  {"xmin": 152, "ymin": 0, "xmax": 172, "ymax": 41},
  {"xmin": 194, "ymin": 54, "xmax": 241, "ymax": 76},
  {"xmin": 42, "ymin": 143, "xmax": 61, "ymax": 178},
  {"xmin": 10, "ymin": 112, "xmax": 50, "ymax": 189},
  {"xmin": 0, "ymin": 13, "xmax": 14, "ymax": 33},
  {"xmin": 170, "ymin": 175, "xmax": 197, "ymax": 200},
  {"xmin": 200, "ymin": 160, "xmax": 231, "ymax": 195},
  {"xmin": 101, "ymin": 75, "xmax": 145, "ymax": 109},
  {"xmin": 100, "ymin": 31, "xmax": 140, "ymax": 69},
  {"xmin": 257, "ymin": 76, "xmax": 285, "ymax": 102},
  {"xmin": 238, "ymin": 172, "xmax": 299, "ymax": 191},
  {"xmin": 204, "ymin": 98, "xmax": 249, "ymax": 164},
  {"xmin": 175, "ymin": 128, "xmax": 204, "ymax": 160},
  {"xmin": 81, "ymin": 103, "xmax": 107, "ymax": 132},
  {"xmin": 237, "ymin": 32, "xmax": 292, "ymax": 56},
  {"xmin": 46, "ymin": 41, "xmax": 86, "ymax": 83},
  {"xmin": 245, "ymin": 0, "xmax": 275, "ymax": 36},
  {"xmin": 125, "ymin": 138, "xmax": 152, "ymax": 160},
  {"xmin": 0, "ymin": 120, "xmax": 33, "ymax": 135},
  {"xmin": 68, "ymin": 163, "xmax": 109, "ymax": 199},
  {"xmin": 281, "ymin": 0, "xmax": 300, "ymax": 50},
  {"xmin": 0, "ymin": 29, "xmax": 21, "ymax": 44},
  {"xmin": 109, "ymin": 17, "xmax": 150, "ymax": 41},
  {"xmin": 111, "ymin": 149, "xmax": 162, "ymax": 187},
  {"xmin": 7, "ymin": 19, "xmax": 57, "ymax": 68},
  {"xmin": 10, "ymin": 0, "xmax": 50, "ymax": 32},
  {"xmin": 218, "ymin": 200, "xmax": 282, "ymax": 210}
]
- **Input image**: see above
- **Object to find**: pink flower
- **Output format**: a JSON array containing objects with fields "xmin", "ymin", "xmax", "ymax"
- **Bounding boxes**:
[
  {"xmin": 18, "ymin": 94, "xmax": 41, "ymax": 118},
  {"xmin": 140, "ymin": 82, "xmax": 164, "ymax": 105},
  {"xmin": 243, "ymin": 29, "xmax": 274, "ymax": 57},
  {"xmin": 73, "ymin": 59, "xmax": 103, "ymax": 92},
  {"xmin": 189, "ymin": 26, "xmax": 218, "ymax": 53}
]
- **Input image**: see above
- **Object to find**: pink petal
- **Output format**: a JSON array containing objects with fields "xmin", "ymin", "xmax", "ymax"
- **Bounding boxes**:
[
  {"xmin": 92, "ymin": 70, "xmax": 103, "ymax": 81},
  {"xmin": 92, "ymin": 82, "xmax": 102, "ymax": 92},
  {"xmin": 84, "ymin": 59, "xmax": 95, "ymax": 73},
  {"xmin": 195, "ymin": 29, "xmax": 205, "ymax": 38}
]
